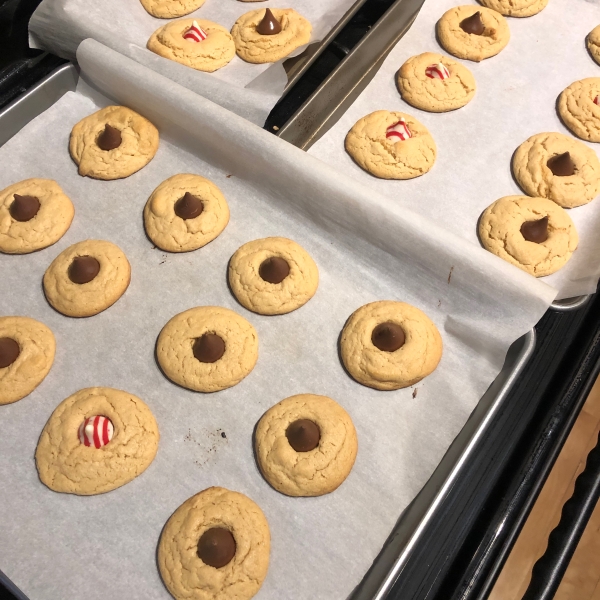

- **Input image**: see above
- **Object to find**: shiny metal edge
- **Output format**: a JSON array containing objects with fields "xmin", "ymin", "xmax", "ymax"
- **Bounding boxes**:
[{"xmin": 550, "ymin": 295, "xmax": 592, "ymax": 312}]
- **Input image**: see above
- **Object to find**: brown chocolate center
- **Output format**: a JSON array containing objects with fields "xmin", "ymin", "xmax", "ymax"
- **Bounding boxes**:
[
  {"xmin": 259, "ymin": 257, "xmax": 290, "ymax": 284},
  {"xmin": 547, "ymin": 152, "xmax": 575, "ymax": 176},
  {"xmin": 286, "ymin": 419, "xmax": 321, "ymax": 452},
  {"xmin": 10, "ymin": 194, "xmax": 40, "ymax": 222},
  {"xmin": 68, "ymin": 256, "xmax": 101, "ymax": 284},
  {"xmin": 372, "ymin": 322, "xmax": 406, "ymax": 352},
  {"xmin": 197, "ymin": 528, "xmax": 236, "ymax": 568},
  {"xmin": 256, "ymin": 8, "xmax": 282, "ymax": 35},
  {"xmin": 521, "ymin": 216, "xmax": 549, "ymax": 243},
  {"xmin": 174, "ymin": 192, "xmax": 204, "ymax": 220},
  {"xmin": 460, "ymin": 11, "xmax": 485, "ymax": 35},
  {"xmin": 97, "ymin": 124, "xmax": 122, "ymax": 151},
  {"xmin": 193, "ymin": 333, "xmax": 225, "ymax": 363},
  {"xmin": 0, "ymin": 337, "xmax": 20, "ymax": 369}
]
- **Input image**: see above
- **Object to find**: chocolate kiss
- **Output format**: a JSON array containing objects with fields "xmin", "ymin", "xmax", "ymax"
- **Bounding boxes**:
[
  {"xmin": 174, "ymin": 192, "xmax": 204, "ymax": 220},
  {"xmin": 547, "ymin": 152, "xmax": 575, "ymax": 177},
  {"xmin": 10, "ymin": 194, "xmax": 40, "ymax": 222},
  {"xmin": 97, "ymin": 124, "xmax": 122, "ymax": 151},
  {"xmin": 256, "ymin": 8, "xmax": 282, "ymax": 35},
  {"xmin": 521, "ymin": 216, "xmax": 549, "ymax": 244},
  {"xmin": 0, "ymin": 338, "xmax": 20, "ymax": 369},
  {"xmin": 286, "ymin": 419, "xmax": 321, "ymax": 452},
  {"xmin": 460, "ymin": 12, "xmax": 485, "ymax": 35}
]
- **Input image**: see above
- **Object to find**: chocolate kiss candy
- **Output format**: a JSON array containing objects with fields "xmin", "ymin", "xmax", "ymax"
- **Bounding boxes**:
[
  {"xmin": 547, "ymin": 152, "xmax": 575, "ymax": 176},
  {"xmin": 193, "ymin": 333, "xmax": 225, "ymax": 363},
  {"xmin": 256, "ymin": 8, "xmax": 282, "ymax": 35},
  {"xmin": 174, "ymin": 192, "xmax": 204, "ymax": 220},
  {"xmin": 521, "ymin": 216, "xmax": 549, "ymax": 243},
  {"xmin": 460, "ymin": 12, "xmax": 485, "ymax": 35},
  {"xmin": 97, "ymin": 124, "xmax": 122, "ymax": 151},
  {"xmin": 259, "ymin": 257, "xmax": 290, "ymax": 284},
  {"xmin": 286, "ymin": 419, "xmax": 321, "ymax": 452},
  {"xmin": 197, "ymin": 528, "xmax": 236, "ymax": 568},
  {"xmin": 68, "ymin": 256, "xmax": 101, "ymax": 284},
  {"xmin": 372, "ymin": 322, "xmax": 406, "ymax": 352},
  {"xmin": 0, "ymin": 338, "xmax": 20, "ymax": 369},
  {"xmin": 10, "ymin": 194, "xmax": 40, "ymax": 222}
]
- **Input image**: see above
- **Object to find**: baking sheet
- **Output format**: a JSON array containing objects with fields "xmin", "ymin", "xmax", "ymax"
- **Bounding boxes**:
[
  {"xmin": 0, "ymin": 40, "xmax": 555, "ymax": 600},
  {"xmin": 308, "ymin": 0, "xmax": 600, "ymax": 301},
  {"xmin": 29, "ymin": 0, "xmax": 361, "ymax": 124}
]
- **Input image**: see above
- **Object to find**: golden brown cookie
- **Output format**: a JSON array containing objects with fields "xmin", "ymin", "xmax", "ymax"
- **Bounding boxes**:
[
  {"xmin": 340, "ymin": 301, "xmax": 442, "ymax": 391},
  {"xmin": 35, "ymin": 387, "xmax": 159, "ymax": 495},
  {"xmin": 587, "ymin": 25, "xmax": 600, "ymax": 66},
  {"xmin": 43, "ymin": 240, "xmax": 131, "ymax": 318},
  {"xmin": 158, "ymin": 487, "xmax": 270, "ymax": 600},
  {"xmin": 228, "ymin": 237, "xmax": 319, "ymax": 315},
  {"xmin": 147, "ymin": 19, "xmax": 236, "ymax": 72},
  {"xmin": 69, "ymin": 106, "xmax": 159, "ymax": 180},
  {"xmin": 478, "ymin": 0, "xmax": 548, "ymax": 17},
  {"xmin": 140, "ymin": 0, "xmax": 206, "ymax": 18},
  {"xmin": 479, "ymin": 195, "xmax": 578, "ymax": 277},
  {"xmin": 397, "ymin": 52, "xmax": 476, "ymax": 113},
  {"xmin": 0, "ymin": 317, "xmax": 55, "ymax": 405},
  {"xmin": 255, "ymin": 394, "xmax": 358, "ymax": 497},
  {"xmin": 345, "ymin": 110, "xmax": 437, "ymax": 179},
  {"xmin": 0, "ymin": 179, "xmax": 74, "ymax": 254},
  {"xmin": 558, "ymin": 78, "xmax": 600, "ymax": 143},
  {"xmin": 156, "ymin": 306, "xmax": 258, "ymax": 392},
  {"xmin": 512, "ymin": 132, "xmax": 600, "ymax": 208}
]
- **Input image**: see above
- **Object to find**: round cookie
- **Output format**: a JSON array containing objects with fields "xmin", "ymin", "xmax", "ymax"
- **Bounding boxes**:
[
  {"xmin": 436, "ymin": 6, "xmax": 510, "ymax": 62},
  {"xmin": 0, "ymin": 179, "xmax": 74, "ymax": 254},
  {"xmin": 158, "ymin": 487, "xmax": 270, "ymax": 600},
  {"xmin": 345, "ymin": 110, "xmax": 437, "ymax": 179},
  {"xmin": 478, "ymin": 0, "xmax": 548, "ymax": 17},
  {"xmin": 512, "ymin": 132, "xmax": 600, "ymax": 208},
  {"xmin": 587, "ymin": 25, "xmax": 600, "ymax": 66},
  {"xmin": 156, "ymin": 306, "xmax": 258, "ymax": 392},
  {"xmin": 228, "ymin": 237, "xmax": 319, "ymax": 315},
  {"xmin": 479, "ymin": 195, "xmax": 578, "ymax": 277},
  {"xmin": 255, "ymin": 394, "xmax": 358, "ymax": 497},
  {"xmin": 397, "ymin": 52, "xmax": 476, "ymax": 113},
  {"xmin": 144, "ymin": 173, "xmax": 230, "ymax": 252},
  {"xmin": 340, "ymin": 301, "xmax": 442, "ymax": 391},
  {"xmin": 231, "ymin": 8, "xmax": 312, "ymax": 64},
  {"xmin": 147, "ymin": 19, "xmax": 236, "ymax": 72},
  {"xmin": 0, "ymin": 317, "xmax": 55, "ymax": 405},
  {"xmin": 69, "ymin": 106, "xmax": 159, "ymax": 180},
  {"xmin": 140, "ymin": 0, "xmax": 206, "ymax": 18},
  {"xmin": 35, "ymin": 387, "xmax": 159, "ymax": 495},
  {"xmin": 43, "ymin": 240, "xmax": 131, "ymax": 318},
  {"xmin": 558, "ymin": 78, "xmax": 600, "ymax": 143}
]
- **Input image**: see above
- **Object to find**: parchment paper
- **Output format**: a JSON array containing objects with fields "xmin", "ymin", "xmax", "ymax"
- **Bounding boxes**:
[
  {"xmin": 0, "ymin": 40, "xmax": 556, "ymax": 600},
  {"xmin": 29, "ymin": 0, "xmax": 362, "ymax": 124},
  {"xmin": 309, "ymin": 0, "xmax": 600, "ymax": 300}
]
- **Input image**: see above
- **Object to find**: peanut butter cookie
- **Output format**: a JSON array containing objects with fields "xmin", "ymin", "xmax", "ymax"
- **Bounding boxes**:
[
  {"xmin": 587, "ymin": 25, "xmax": 600, "ymax": 66},
  {"xmin": 140, "ymin": 0, "xmax": 206, "ymax": 19},
  {"xmin": 478, "ymin": 0, "xmax": 548, "ymax": 17},
  {"xmin": 558, "ymin": 78, "xmax": 600, "ymax": 143}
]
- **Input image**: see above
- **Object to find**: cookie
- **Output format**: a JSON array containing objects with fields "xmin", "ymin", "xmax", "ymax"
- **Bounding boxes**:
[
  {"xmin": 255, "ymin": 394, "xmax": 358, "ymax": 497},
  {"xmin": 478, "ymin": 0, "xmax": 547, "ymax": 17},
  {"xmin": 0, "ymin": 317, "xmax": 55, "ymax": 405},
  {"xmin": 35, "ymin": 387, "xmax": 159, "ymax": 495},
  {"xmin": 156, "ymin": 306, "xmax": 258, "ymax": 392},
  {"xmin": 397, "ymin": 52, "xmax": 476, "ymax": 113},
  {"xmin": 147, "ymin": 19, "xmax": 236, "ymax": 72},
  {"xmin": 345, "ymin": 110, "xmax": 437, "ymax": 179},
  {"xmin": 0, "ymin": 179, "xmax": 74, "ymax": 254},
  {"xmin": 158, "ymin": 487, "xmax": 270, "ymax": 600},
  {"xmin": 587, "ymin": 25, "xmax": 600, "ymax": 66},
  {"xmin": 140, "ymin": 0, "xmax": 205, "ymax": 18},
  {"xmin": 144, "ymin": 174, "xmax": 229, "ymax": 252},
  {"xmin": 43, "ymin": 240, "xmax": 131, "ymax": 317},
  {"xmin": 340, "ymin": 301, "xmax": 442, "ymax": 391},
  {"xmin": 512, "ymin": 132, "xmax": 600, "ymax": 208},
  {"xmin": 479, "ymin": 195, "xmax": 578, "ymax": 277},
  {"xmin": 437, "ymin": 6, "xmax": 510, "ymax": 62},
  {"xmin": 228, "ymin": 237, "xmax": 319, "ymax": 315},
  {"xmin": 558, "ymin": 78, "xmax": 600, "ymax": 143},
  {"xmin": 231, "ymin": 8, "xmax": 312, "ymax": 64},
  {"xmin": 69, "ymin": 106, "xmax": 159, "ymax": 180}
]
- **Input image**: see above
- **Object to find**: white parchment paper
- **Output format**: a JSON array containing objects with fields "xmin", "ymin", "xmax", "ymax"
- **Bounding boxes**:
[
  {"xmin": 29, "ymin": 0, "xmax": 362, "ymax": 124},
  {"xmin": 0, "ymin": 40, "xmax": 555, "ymax": 600},
  {"xmin": 309, "ymin": 0, "xmax": 600, "ymax": 300}
]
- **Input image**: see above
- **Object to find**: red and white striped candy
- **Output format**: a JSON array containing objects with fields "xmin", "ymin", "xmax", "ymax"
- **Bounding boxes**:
[
  {"xmin": 425, "ymin": 63, "xmax": 450, "ymax": 80},
  {"xmin": 386, "ymin": 119, "xmax": 412, "ymax": 142},
  {"xmin": 183, "ymin": 21, "xmax": 208, "ymax": 43},
  {"xmin": 594, "ymin": 95, "xmax": 599, "ymax": 106},
  {"xmin": 78, "ymin": 415, "xmax": 114, "ymax": 449}
]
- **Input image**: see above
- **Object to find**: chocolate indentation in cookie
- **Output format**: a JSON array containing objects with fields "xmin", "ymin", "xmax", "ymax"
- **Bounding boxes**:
[
  {"xmin": 10, "ymin": 194, "xmax": 40, "ymax": 222},
  {"xmin": 193, "ymin": 333, "xmax": 225, "ymax": 363},
  {"xmin": 197, "ymin": 528, "xmax": 236, "ymax": 568},
  {"xmin": 68, "ymin": 256, "xmax": 101, "ymax": 284},
  {"xmin": 0, "ymin": 337, "xmax": 20, "ymax": 368},
  {"xmin": 256, "ymin": 8, "xmax": 282, "ymax": 35},
  {"xmin": 372, "ymin": 322, "xmax": 406, "ymax": 352},
  {"xmin": 259, "ymin": 257, "xmax": 290, "ymax": 284},
  {"xmin": 97, "ymin": 124, "xmax": 122, "ymax": 151},
  {"xmin": 286, "ymin": 419, "xmax": 321, "ymax": 452},
  {"xmin": 174, "ymin": 192, "xmax": 204, "ymax": 220},
  {"xmin": 460, "ymin": 12, "xmax": 485, "ymax": 35},
  {"xmin": 521, "ymin": 216, "xmax": 549, "ymax": 244},
  {"xmin": 547, "ymin": 152, "xmax": 576, "ymax": 177}
]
